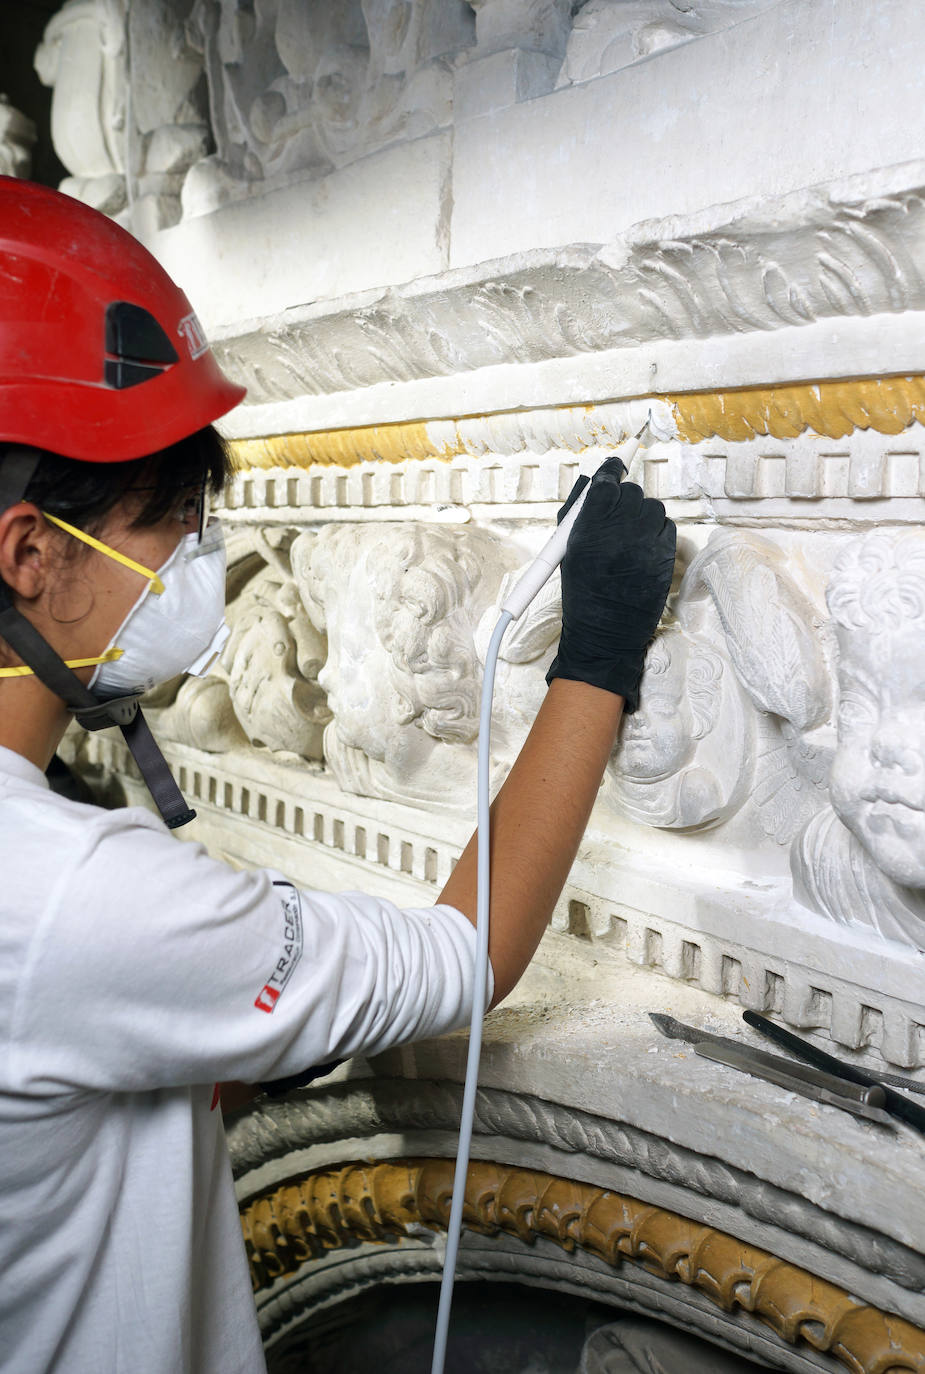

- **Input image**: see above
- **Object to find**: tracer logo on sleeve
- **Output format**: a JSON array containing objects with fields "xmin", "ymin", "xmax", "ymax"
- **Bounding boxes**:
[{"xmin": 254, "ymin": 882, "xmax": 304, "ymax": 1013}]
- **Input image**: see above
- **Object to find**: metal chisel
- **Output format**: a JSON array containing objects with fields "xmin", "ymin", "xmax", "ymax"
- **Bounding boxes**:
[
  {"xmin": 743, "ymin": 1009, "xmax": 925, "ymax": 1135},
  {"xmin": 649, "ymin": 1012, "xmax": 894, "ymax": 1126},
  {"xmin": 692, "ymin": 1040, "xmax": 894, "ymax": 1126}
]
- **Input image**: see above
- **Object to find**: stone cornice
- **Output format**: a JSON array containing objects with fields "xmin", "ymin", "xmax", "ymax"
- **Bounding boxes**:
[
  {"xmin": 225, "ymin": 377, "xmax": 925, "ymax": 475},
  {"xmin": 240, "ymin": 1157, "xmax": 925, "ymax": 1373},
  {"xmin": 214, "ymin": 161, "xmax": 925, "ymax": 424}
]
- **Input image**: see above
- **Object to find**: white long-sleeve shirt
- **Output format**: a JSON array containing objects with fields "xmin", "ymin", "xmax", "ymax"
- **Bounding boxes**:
[{"xmin": 0, "ymin": 745, "xmax": 482, "ymax": 1374}]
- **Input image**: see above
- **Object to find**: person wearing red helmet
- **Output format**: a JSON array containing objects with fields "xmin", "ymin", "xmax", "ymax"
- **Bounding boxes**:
[{"xmin": 0, "ymin": 179, "xmax": 676, "ymax": 1374}]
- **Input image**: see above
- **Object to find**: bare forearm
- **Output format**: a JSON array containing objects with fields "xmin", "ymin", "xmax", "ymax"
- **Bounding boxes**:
[{"xmin": 438, "ymin": 677, "xmax": 623, "ymax": 1007}]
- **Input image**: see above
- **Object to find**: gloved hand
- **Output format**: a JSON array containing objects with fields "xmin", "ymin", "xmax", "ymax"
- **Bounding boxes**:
[{"xmin": 546, "ymin": 456, "xmax": 677, "ymax": 711}]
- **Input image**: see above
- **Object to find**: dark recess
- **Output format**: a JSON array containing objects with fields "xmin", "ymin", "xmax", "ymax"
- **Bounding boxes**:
[{"xmin": 1, "ymin": 0, "xmax": 67, "ymax": 187}]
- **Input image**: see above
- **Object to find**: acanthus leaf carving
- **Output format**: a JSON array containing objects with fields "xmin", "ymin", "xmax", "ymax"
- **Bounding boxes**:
[{"xmin": 211, "ymin": 168, "xmax": 925, "ymax": 407}]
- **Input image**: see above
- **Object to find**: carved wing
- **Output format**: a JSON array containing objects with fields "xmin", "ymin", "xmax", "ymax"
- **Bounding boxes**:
[
  {"xmin": 753, "ymin": 721, "xmax": 833, "ymax": 844},
  {"xmin": 696, "ymin": 534, "xmax": 831, "ymax": 731}
]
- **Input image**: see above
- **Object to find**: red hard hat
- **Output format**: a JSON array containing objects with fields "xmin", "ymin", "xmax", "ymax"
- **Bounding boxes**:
[{"xmin": 0, "ymin": 177, "xmax": 245, "ymax": 462}]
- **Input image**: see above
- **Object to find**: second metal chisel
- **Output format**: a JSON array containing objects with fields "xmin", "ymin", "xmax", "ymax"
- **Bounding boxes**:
[{"xmin": 743, "ymin": 1009, "xmax": 925, "ymax": 1135}]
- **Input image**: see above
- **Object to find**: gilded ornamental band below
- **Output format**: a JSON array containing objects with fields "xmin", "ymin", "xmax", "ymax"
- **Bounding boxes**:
[{"xmin": 240, "ymin": 1158, "xmax": 925, "ymax": 1374}]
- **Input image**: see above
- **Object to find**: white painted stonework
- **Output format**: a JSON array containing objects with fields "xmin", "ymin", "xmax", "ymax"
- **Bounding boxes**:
[{"xmin": 42, "ymin": 0, "xmax": 925, "ymax": 1365}]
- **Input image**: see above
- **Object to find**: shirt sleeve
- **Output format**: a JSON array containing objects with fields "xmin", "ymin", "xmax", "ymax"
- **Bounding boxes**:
[{"xmin": 11, "ymin": 808, "xmax": 489, "ymax": 1094}]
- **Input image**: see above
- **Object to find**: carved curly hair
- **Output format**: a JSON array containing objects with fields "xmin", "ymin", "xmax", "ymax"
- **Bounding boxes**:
[
  {"xmin": 643, "ymin": 630, "xmax": 723, "ymax": 742},
  {"xmin": 306, "ymin": 523, "xmax": 513, "ymax": 744},
  {"xmin": 827, "ymin": 529, "xmax": 925, "ymax": 633}
]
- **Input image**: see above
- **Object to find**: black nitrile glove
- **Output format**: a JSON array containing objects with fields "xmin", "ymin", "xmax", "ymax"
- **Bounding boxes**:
[{"xmin": 546, "ymin": 456, "xmax": 677, "ymax": 711}]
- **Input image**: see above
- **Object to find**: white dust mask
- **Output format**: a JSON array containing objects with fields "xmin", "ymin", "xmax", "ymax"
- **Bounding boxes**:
[{"xmin": 89, "ymin": 519, "xmax": 230, "ymax": 700}]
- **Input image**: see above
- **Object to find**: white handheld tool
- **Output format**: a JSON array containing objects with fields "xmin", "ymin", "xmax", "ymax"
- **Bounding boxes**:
[
  {"xmin": 500, "ymin": 427, "xmax": 647, "ymax": 620},
  {"xmin": 429, "ymin": 415, "xmax": 656, "ymax": 1374}
]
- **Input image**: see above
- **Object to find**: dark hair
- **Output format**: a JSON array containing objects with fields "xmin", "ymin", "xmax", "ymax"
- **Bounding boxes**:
[{"xmin": 1, "ymin": 426, "xmax": 233, "ymax": 534}]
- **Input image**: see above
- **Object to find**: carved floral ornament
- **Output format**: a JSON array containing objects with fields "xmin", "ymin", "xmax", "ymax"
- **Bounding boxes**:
[{"xmin": 240, "ymin": 1158, "xmax": 925, "ymax": 1374}]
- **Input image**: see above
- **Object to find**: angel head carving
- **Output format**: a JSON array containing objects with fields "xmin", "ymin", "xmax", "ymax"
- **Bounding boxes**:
[
  {"xmin": 293, "ymin": 522, "xmax": 516, "ymax": 804},
  {"xmin": 825, "ymin": 529, "xmax": 925, "ymax": 888},
  {"xmin": 609, "ymin": 529, "xmax": 832, "ymax": 836},
  {"xmin": 618, "ymin": 628, "xmax": 724, "ymax": 781},
  {"xmin": 609, "ymin": 620, "xmax": 749, "ymax": 829}
]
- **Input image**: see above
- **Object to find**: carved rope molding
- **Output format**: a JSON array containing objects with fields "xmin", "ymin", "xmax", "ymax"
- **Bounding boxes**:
[
  {"xmin": 212, "ymin": 164, "xmax": 925, "ymax": 409},
  {"xmin": 240, "ymin": 1158, "xmax": 925, "ymax": 1374},
  {"xmin": 226, "ymin": 1079, "xmax": 925, "ymax": 1294}
]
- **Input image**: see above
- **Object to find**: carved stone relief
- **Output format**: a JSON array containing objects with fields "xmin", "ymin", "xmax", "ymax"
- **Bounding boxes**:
[
  {"xmin": 124, "ymin": 0, "xmax": 212, "ymax": 232},
  {"xmin": 0, "ymin": 97, "xmax": 36, "ymax": 178},
  {"xmin": 792, "ymin": 529, "xmax": 925, "ymax": 950},
  {"xmin": 35, "ymin": 0, "xmax": 212, "ymax": 230},
  {"xmin": 180, "ymin": 0, "xmax": 474, "ymax": 215},
  {"xmin": 559, "ymin": 0, "xmax": 781, "ymax": 87},
  {"xmin": 608, "ymin": 531, "xmax": 832, "ymax": 840},
  {"xmin": 292, "ymin": 521, "xmax": 520, "ymax": 806},
  {"xmin": 238, "ymin": 1155, "xmax": 925, "ymax": 1374},
  {"xmin": 151, "ymin": 528, "xmax": 330, "ymax": 759},
  {"xmin": 35, "ymin": 0, "xmax": 129, "ymax": 217},
  {"xmin": 210, "ymin": 165, "xmax": 925, "ymax": 409}
]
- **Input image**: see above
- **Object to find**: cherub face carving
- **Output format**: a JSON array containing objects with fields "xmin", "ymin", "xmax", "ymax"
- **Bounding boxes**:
[
  {"xmin": 294, "ymin": 523, "xmax": 514, "ymax": 799},
  {"xmin": 617, "ymin": 632, "xmax": 696, "ymax": 781},
  {"xmin": 608, "ymin": 625, "xmax": 743, "ymax": 830},
  {"xmin": 222, "ymin": 566, "xmax": 330, "ymax": 758},
  {"xmin": 827, "ymin": 530, "xmax": 925, "ymax": 888},
  {"xmin": 824, "ymin": 530, "xmax": 923, "ymax": 884}
]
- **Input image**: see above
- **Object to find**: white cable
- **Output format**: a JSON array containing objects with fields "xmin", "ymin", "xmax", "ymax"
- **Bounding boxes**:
[
  {"xmin": 430, "ymin": 423, "xmax": 650, "ymax": 1373},
  {"xmin": 430, "ymin": 608, "xmax": 511, "ymax": 1374}
]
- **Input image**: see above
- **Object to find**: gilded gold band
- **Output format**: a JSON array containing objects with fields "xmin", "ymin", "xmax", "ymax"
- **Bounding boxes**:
[
  {"xmin": 668, "ymin": 374, "xmax": 925, "ymax": 443},
  {"xmin": 240, "ymin": 1158, "xmax": 925, "ymax": 1374},
  {"xmin": 227, "ymin": 375, "xmax": 925, "ymax": 472}
]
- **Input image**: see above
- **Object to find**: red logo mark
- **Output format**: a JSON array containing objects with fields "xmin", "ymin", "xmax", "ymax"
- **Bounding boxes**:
[{"xmin": 255, "ymin": 985, "xmax": 280, "ymax": 1013}]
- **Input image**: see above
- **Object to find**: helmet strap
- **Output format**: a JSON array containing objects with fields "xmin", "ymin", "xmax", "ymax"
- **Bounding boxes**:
[{"xmin": 0, "ymin": 451, "xmax": 195, "ymax": 829}]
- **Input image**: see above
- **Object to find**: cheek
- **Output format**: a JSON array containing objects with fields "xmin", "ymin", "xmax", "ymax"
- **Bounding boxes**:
[{"xmin": 829, "ymin": 744, "xmax": 866, "ymax": 820}]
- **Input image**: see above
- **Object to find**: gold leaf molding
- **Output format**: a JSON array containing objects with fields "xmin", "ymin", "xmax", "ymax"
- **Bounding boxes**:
[
  {"xmin": 227, "ymin": 375, "xmax": 925, "ymax": 471},
  {"xmin": 230, "ymin": 421, "xmax": 437, "ymax": 470},
  {"xmin": 669, "ymin": 375, "xmax": 925, "ymax": 443},
  {"xmin": 240, "ymin": 1158, "xmax": 925, "ymax": 1374}
]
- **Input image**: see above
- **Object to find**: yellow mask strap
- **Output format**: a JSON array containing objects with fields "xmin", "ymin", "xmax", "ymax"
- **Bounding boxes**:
[
  {"xmin": 0, "ymin": 647, "xmax": 124, "ymax": 679},
  {"xmin": 43, "ymin": 512, "xmax": 165, "ymax": 596}
]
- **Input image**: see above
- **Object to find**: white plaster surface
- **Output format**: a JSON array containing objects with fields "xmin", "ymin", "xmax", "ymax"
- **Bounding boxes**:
[
  {"xmin": 147, "ymin": 134, "xmax": 451, "ymax": 333},
  {"xmin": 450, "ymin": 0, "xmax": 925, "ymax": 266}
]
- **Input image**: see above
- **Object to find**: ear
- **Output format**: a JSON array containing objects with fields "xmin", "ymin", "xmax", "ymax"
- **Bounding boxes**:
[{"xmin": 0, "ymin": 504, "xmax": 53, "ymax": 599}]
